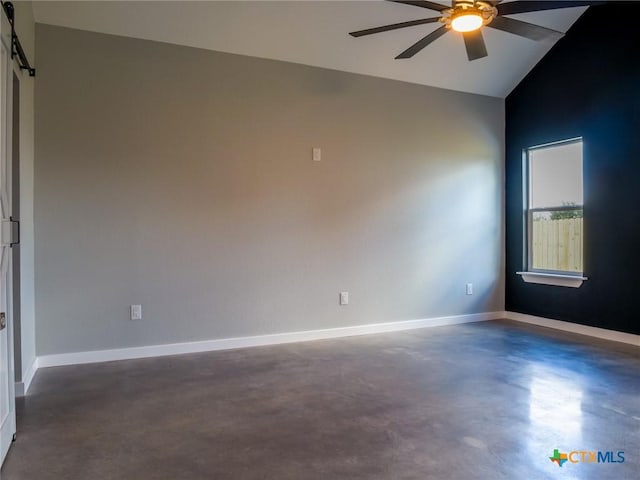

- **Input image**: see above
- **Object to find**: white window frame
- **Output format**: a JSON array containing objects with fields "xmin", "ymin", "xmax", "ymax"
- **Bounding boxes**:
[{"xmin": 516, "ymin": 137, "xmax": 588, "ymax": 288}]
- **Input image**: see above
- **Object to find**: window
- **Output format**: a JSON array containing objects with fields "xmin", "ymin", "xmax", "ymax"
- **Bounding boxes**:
[{"xmin": 526, "ymin": 138, "xmax": 583, "ymax": 276}]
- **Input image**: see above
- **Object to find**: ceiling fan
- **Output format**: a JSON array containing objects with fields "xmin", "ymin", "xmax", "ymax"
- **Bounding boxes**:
[{"xmin": 349, "ymin": 1, "xmax": 602, "ymax": 61}]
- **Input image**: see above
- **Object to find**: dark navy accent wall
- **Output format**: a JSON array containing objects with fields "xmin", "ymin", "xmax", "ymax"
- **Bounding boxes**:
[{"xmin": 505, "ymin": 3, "xmax": 640, "ymax": 335}]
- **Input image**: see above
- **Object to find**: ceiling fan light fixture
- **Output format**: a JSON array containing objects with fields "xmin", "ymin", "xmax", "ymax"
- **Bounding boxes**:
[
  {"xmin": 441, "ymin": 1, "xmax": 497, "ymax": 33},
  {"xmin": 451, "ymin": 11, "xmax": 483, "ymax": 32}
]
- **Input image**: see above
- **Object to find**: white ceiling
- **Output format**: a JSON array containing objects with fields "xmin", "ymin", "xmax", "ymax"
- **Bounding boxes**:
[{"xmin": 32, "ymin": 1, "xmax": 590, "ymax": 98}]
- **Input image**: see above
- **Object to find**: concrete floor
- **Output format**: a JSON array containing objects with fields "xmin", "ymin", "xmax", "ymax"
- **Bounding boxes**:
[{"xmin": 2, "ymin": 320, "xmax": 639, "ymax": 479}]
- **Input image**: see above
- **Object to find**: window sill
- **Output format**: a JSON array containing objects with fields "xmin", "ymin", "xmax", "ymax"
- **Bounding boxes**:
[{"xmin": 516, "ymin": 271, "xmax": 587, "ymax": 288}]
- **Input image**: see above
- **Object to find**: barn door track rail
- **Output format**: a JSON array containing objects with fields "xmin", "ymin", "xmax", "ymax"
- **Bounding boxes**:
[{"xmin": 1, "ymin": 1, "xmax": 35, "ymax": 77}]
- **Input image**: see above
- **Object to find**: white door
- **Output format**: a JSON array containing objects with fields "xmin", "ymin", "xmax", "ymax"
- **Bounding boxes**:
[{"xmin": 0, "ymin": 11, "xmax": 16, "ymax": 466}]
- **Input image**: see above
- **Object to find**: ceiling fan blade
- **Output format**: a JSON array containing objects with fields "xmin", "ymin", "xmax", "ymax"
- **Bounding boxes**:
[
  {"xmin": 497, "ymin": 1, "xmax": 604, "ymax": 16},
  {"xmin": 395, "ymin": 25, "xmax": 448, "ymax": 59},
  {"xmin": 389, "ymin": 1, "xmax": 450, "ymax": 12},
  {"xmin": 488, "ymin": 16, "xmax": 563, "ymax": 42},
  {"xmin": 349, "ymin": 17, "xmax": 440, "ymax": 37},
  {"xmin": 463, "ymin": 30, "xmax": 488, "ymax": 61}
]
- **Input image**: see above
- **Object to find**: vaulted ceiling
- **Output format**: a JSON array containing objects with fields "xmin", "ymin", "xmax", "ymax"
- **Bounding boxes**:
[{"xmin": 32, "ymin": 1, "xmax": 591, "ymax": 98}]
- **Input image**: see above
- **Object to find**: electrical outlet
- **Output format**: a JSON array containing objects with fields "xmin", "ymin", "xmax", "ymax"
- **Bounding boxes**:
[
  {"xmin": 130, "ymin": 304, "xmax": 142, "ymax": 320},
  {"xmin": 466, "ymin": 283, "xmax": 473, "ymax": 295},
  {"xmin": 339, "ymin": 291, "xmax": 349, "ymax": 305}
]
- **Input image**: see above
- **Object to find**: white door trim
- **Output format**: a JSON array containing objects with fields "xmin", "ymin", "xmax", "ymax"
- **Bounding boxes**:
[{"xmin": 0, "ymin": 9, "xmax": 16, "ymax": 466}]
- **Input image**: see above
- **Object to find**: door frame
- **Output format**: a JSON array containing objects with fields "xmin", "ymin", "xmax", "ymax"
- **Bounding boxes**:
[{"xmin": 0, "ymin": 9, "xmax": 16, "ymax": 466}]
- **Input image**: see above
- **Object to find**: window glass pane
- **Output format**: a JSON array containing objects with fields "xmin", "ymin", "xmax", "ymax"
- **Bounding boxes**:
[
  {"xmin": 530, "ymin": 141, "xmax": 583, "ymax": 209},
  {"xmin": 531, "ymin": 209, "xmax": 583, "ymax": 273}
]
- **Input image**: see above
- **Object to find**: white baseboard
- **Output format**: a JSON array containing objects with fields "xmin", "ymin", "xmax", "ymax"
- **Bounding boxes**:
[
  {"xmin": 21, "ymin": 311, "xmax": 639, "ymax": 395},
  {"xmin": 37, "ymin": 312, "xmax": 502, "ymax": 369},
  {"xmin": 505, "ymin": 311, "xmax": 640, "ymax": 346},
  {"xmin": 15, "ymin": 357, "xmax": 39, "ymax": 397}
]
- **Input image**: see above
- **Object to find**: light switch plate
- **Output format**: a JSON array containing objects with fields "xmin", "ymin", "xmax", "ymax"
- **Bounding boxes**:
[
  {"xmin": 130, "ymin": 304, "xmax": 142, "ymax": 320},
  {"xmin": 340, "ymin": 291, "xmax": 349, "ymax": 305}
]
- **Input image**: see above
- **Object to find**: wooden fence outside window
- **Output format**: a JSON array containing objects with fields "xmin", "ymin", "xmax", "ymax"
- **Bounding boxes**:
[{"xmin": 532, "ymin": 217, "xmax": 583, "ymax": 273}]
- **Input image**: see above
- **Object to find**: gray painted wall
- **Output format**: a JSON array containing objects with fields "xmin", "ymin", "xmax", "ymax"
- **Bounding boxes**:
[{"xmin": 35, "ymin": 24, "xmax": 504, "ymax": 356}]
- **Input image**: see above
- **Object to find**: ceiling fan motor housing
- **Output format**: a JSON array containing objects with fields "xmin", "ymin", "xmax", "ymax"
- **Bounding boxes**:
[{"xmin": 441, "ymin": 1, "xmax": 498, "ymax": 31}]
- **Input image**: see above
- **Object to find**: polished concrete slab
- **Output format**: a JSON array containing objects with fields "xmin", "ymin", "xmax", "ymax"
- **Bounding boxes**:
[{"xmin": 2, "ymin": 319, "xmax": 639, "ymax": 479}]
